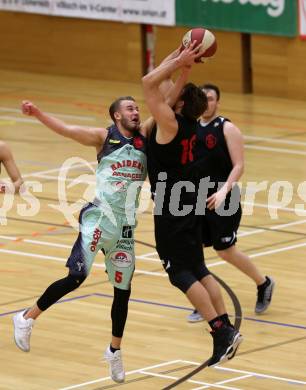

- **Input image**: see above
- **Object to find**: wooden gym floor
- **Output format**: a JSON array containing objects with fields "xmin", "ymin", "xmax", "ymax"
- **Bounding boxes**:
[{"xmin": 0, "ymin": 69, "xmax": 306, "ymax": 389}]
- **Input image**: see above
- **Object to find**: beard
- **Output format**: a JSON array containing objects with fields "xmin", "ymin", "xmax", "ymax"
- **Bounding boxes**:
[{"xmin": 120, "ymin": 117, "xmax": 140, "ymax": 133}]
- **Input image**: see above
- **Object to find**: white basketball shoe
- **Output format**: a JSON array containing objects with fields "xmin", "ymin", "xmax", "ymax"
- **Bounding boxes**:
[
  {"xmin": 13, "ymin": 310, "xmax": 34, "ymax": 352},
  {"xmin": 104, "ymin": 346, "xmax": 125, "ymax": 383}
]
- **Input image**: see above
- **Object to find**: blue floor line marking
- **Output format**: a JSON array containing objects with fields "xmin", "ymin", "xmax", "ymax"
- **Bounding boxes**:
[
  {"xmin": 0, "ymin": 293, "xmax": 93, "ymax": 317},
  {"xmin": 1, "ymin": 292, "xmax": 305, "ymax": 332}
]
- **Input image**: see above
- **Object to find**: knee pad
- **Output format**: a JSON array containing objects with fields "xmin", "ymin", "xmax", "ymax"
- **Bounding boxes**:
[{"xmin": 168, "ymin": 270, "xmax": 197, "ymax": 293}]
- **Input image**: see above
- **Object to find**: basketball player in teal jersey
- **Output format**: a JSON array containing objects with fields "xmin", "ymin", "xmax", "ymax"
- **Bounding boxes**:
[
  {"xmin": 13, "ymin": 97, "xmax": 145, "ymax": 383},
  {"xmin": 12, "ymin": 60, "xmax": 189, "ymax": 383},
  {"xmin": 0, "ymin": 141, "xmax": 23, "ymax": 193}
]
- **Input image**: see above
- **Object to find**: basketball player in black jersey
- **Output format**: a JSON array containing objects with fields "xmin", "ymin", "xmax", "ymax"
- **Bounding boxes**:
[
  {"xmin": 143, "ymin": 43, "xmax": 242, "ymax": 366},
  {"xmin": 187, "ymin": 83, "xmax": 275, "ymax": 323},
  {"xmin": 0, "ymin": 141, "xmax": 23, "ymax": 193}
]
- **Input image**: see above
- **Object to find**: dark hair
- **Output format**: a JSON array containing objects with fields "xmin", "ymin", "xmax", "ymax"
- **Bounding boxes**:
[
  {"xmin": 199, "ymin": 83, "xmax": 220, "ymax": 101},
  {"xmin": 109, "ymin": 96, "xmax": 135, "ymax": 122},
  {"xmin": 180, "ymin": 83, "xmax": 208, "ymax": 120}
]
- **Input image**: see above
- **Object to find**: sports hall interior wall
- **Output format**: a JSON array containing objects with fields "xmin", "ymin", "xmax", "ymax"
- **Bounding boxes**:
[
  {"xmin": 0, "ymin": 12, "xmax": 142, "ymax": 83},
  {"xmin": 155, "ymin": 26, "xmax": 306, "ymax": 100},
  {"xmin": 1, "ymin": 12, "xmax": 306, "ymax": 100}
]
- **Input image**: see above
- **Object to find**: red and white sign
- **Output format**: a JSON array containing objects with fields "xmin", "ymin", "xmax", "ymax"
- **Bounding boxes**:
[{"xmin": 299, "ymin": 0, "xmax": 306, "ymax": 39}]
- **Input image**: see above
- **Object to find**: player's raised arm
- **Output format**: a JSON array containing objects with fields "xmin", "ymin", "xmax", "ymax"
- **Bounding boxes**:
[
  {"xmin": 142, "ymin": 42, "xmax": 200, "ymax": 142},
  {"xmin": 21, "ymin": 101, "xmax": 106, "ymax": 148}
]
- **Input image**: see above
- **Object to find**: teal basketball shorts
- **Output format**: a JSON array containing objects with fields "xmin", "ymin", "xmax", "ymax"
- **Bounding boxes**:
[{"xmin": 66, "ymin": 203, "xmax": 135, "ymax": 290}]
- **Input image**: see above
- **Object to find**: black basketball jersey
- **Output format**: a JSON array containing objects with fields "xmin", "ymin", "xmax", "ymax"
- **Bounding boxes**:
[
  {"xmin": 147, "ymin": 114, "xmax": 198, "ymax": 211},
  {"xmin": 194, "ymin": 116, "xmax": 233, "ymax": 194}
]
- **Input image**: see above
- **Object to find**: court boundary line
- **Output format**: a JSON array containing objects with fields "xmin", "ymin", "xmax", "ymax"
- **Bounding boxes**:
[{"xmin": 56, "ymin": 359, "xmax": 306, "ymax": 390}]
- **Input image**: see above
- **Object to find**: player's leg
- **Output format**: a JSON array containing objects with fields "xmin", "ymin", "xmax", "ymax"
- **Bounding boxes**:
[
  {"xmin": 186, "ymin": 223, "xmax": 229, "ymax": 324},
  {"xmin": 156, "ymin": 214, "xmax": 243, "ymax": 365},
  {"xmin": 187, "ymin": 215, "xmax": 212, "ymax": 323},
  {"xmin": 212, "ymin": 205, "xmax": 275, "ymax": 314},
  {"xmin": 169, "ymin": 269, "xmax": 242, "ymax": 366},
  {"xmin": 217, "ymin": 245, "xmax": 265, "ymax": 284},
  {"xmin": 199, "ymin": 275, "xmax": 227, "ymax": 321},
  {"xmin": 13, "ymin": 203, "xmax": 100, "ymax": 352},
  {"xmin": 103, "ymin": 219, "xmax": 135, "ymax": 383}
]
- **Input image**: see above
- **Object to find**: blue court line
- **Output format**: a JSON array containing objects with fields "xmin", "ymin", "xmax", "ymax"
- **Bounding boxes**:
[
  {"xmin": 1, "ymin": 292, "xmax": 306, "ymax": 332},
  {"xmin": 95, "ymin": 293, "xmax": 306, "ymax": 331},
  {"xmin": 0, "ymin": 293, "xmax": 93, "ymax": 318}
]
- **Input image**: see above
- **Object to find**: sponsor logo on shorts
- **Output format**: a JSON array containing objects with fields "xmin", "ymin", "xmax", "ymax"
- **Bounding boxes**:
[
  {"xmin": 122, "ymin": 225, "xmax": 133, "ymax": 238},
  {"xmin": 110, "ymin": 251, "xmax": 132, "ymax": 268},
  {"xmin": 90, "ymin": 228, "xmax": 102, "ymax": 252},
  {"xmin": 221, "ymin": 232, "xmax": 236, "ymax": 245},
  {"xmin": 116, "ymin": 239, "xmax": 134, "ymax": 251},
  {"xmin": 161, "ymin": 259, "xmax": 171, "ymax": 270},
  {"xmin": 76, "ymin": 261, "xmax": 85, "ymax": 272}
]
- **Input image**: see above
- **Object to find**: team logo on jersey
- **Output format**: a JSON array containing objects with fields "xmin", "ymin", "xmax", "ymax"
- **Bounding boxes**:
[
  {"xmin": 205, "ymin": 134, "xmax": 217, "ymax": 149},
  {"xmin": 109, "ymin": 139, "xmax": 121, "ymax": 144},
  {"xmin": 133, "ymin": 136, "xmax": 144, "ymax": 149},
  {"xmin": 110, "ymin": 251, "xmax": 133, "ymax": 268}
]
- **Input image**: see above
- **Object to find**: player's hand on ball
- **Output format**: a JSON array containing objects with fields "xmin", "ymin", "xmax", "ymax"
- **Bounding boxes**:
[{"xmin": 178, "ymin": 41, "xmax": 203, "ymax": 67}]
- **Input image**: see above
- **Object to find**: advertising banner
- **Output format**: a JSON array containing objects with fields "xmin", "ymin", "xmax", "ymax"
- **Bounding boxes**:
[
  {"xmin": 0, "ymin": 0, "xmax": 175, "ymax": 26},
  {"xmin": 176, "ymin": 0, "xmax": 297, "ymax": 37},
  {"xmin": 299, "ymin": 0, "xmax": 306, "ymax": 38}
]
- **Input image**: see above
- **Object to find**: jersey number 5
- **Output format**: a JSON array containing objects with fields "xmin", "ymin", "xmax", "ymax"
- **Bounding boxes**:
[
  {"xmin": 115, "ymin": 271, "xmax": 123, "ymax": 283},
  {"xmin": 180, "ymin": 135, "xmax": 196, "ymax": 165}
]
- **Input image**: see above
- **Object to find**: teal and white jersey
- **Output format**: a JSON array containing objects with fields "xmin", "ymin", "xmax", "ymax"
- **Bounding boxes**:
[{"xmin": 94, "ymin": 125, "xmax": 147, "ymax": 217}]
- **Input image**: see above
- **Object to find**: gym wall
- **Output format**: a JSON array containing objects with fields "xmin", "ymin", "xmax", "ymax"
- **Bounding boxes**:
[
  {"xmin": 154, "ymin": 26, "xmax": 244, "ymax": 94},
  {"xmin": 0, "ymin": 11, "xmax": 306, "ymax": 100},
  {"xmin": 252, "ymin": 34, "xmax": 306, "ymax": 100},
  {"xmin": 0, "ymin": 12, "xmax": 142, "ymax": 83}
]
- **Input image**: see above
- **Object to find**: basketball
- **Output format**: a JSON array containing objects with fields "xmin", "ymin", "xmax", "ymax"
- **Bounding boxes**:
[{"xmin": 181, "ymin": 28, "xmax": 217, "ymax": 62}]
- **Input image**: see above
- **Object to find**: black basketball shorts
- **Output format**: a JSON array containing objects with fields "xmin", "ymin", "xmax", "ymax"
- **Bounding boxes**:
[
  {"xmin": 202, "ymin": 203, "xmax": 242, "ymax": 251},
  {"xmin": 154, "ymin": 213, "xmax": 210, "ymax": 280}
]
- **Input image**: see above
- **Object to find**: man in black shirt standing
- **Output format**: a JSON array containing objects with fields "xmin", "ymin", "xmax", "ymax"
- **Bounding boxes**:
[
  {"xmin": 142, "ymin": 44, "xmax": 243, "ymax": 366},
  {"xmin": 188, "ymin": 83, "xmax": 275, "ymax": 323}
]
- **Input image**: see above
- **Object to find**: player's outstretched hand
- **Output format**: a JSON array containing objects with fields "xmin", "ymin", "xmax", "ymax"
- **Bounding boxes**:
[{"xmin": 21, "ymin": 101, "xmax": 40, "ymax": 117}]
